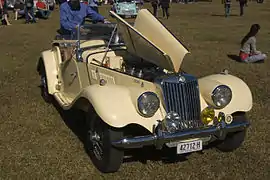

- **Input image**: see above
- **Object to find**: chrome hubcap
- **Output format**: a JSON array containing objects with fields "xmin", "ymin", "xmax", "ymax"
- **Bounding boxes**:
[
  {"xmin": 41, "ymin": 76, "xmax": 48, "ymax": 96},
  {"xmin": 88, "ymin": 130, "xmax": 103, "ymax": 161}
]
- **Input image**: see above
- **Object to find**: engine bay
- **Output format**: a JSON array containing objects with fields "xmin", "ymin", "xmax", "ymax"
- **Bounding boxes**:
[
  {"xmin": 121, "ymin": 59, "xmax": 169, "ymax": 82},
  {"xmin": 88, "ymin": 49, "xmax": 169, "ymax": 82}
]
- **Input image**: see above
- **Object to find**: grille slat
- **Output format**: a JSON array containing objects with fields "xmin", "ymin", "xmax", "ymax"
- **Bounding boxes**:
[{"xmin": 161, "ymin": 78, "xmax": 202, "ymax": 129}]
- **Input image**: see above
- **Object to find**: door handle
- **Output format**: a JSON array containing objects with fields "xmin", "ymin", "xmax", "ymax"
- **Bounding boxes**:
[
  {"xmin": 68, "ymin": 72, "xmax": 78, "ymax": 86},
  {"xmin": 70, "ymin": 72, "xmax": 77, "ymax": 78}
]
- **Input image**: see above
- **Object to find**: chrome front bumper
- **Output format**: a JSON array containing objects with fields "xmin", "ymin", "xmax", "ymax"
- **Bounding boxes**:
[{"xmin": 112, "ymin": 119, "xmax": 250, "ymax": 149}]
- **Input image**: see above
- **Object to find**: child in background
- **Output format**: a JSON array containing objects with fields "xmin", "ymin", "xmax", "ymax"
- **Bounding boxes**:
[
  {"xmin": 25, "ymin": 0, "xmax": 37, "ymax": 23},
  {"xmin": 0, "ymin": 0, "xmax": 12, "ymax": 25},
  {"xmin": 239, "ymin": 24, "xmax": 267, "ymax": 63},
  {"xmin": 14, "ymin": 0, "xmax": 25, "ymax": 20},
  {"xmin": 159, "ymin": 0, "xmax": 170, "ymax": 19},
  {"xmin": 151, "ymin": 0, "xmax": 159, "ymax": 17},
  {"xmin": 36, "ymin": 0, "xmax": 51, "ymax": 19},
  {"xmin": 224, "ymin": 0, "xmax": 231, "ymax": 17}
]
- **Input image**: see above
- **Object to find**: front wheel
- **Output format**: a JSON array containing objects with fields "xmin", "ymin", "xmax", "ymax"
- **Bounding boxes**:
[
  {"xmin": 38, "ymin": 60, "xmax": 52, "ymax": 103},
  {"xmin": 216, "ymin": 113, "xmax": 248, "ymax": 152},
  {"xmin": 85, "ymin": 109, "xmax": 124, "ymax": 173}
]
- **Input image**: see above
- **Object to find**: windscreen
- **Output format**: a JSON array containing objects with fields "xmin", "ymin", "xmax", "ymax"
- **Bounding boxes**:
[{"xmin": 56, "ymin": 23, "xmax": 118, "ymax": 41}]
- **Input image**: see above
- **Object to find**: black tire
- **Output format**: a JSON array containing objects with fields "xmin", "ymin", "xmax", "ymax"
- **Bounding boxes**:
[
  {"xmin": 38, "ymin": 60, "xmax": 52, "ymax": 103},
  {"xmin": 216, "ymin": 113, "xmax": 248, "ymax": 152},
  {"xmin": 85, "ymin": 109, "xmax": 124, "ymax": 173}
]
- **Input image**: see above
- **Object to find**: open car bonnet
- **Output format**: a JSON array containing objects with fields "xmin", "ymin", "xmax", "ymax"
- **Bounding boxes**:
[{"xmin": 110, "ymin": 9, "xmax": 189, "ymax": 72}]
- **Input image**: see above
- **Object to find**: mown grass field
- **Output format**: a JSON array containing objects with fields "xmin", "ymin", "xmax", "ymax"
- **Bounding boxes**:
[{"xmin": 0, "ymin": 1, "xmax": 270, "ymax": 179}]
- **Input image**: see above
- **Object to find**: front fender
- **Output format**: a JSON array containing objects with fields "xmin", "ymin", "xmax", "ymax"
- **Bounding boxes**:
[
  {"xmin": 38, "ymin": 49, "xmax": 59, "ymax": 94},
  {"xmin": 198, "ymin": 74, "xmax": 253, "ymax": 115},
  {"xmin": 80, "ymin": 84, "xmax": 163, "ymax": 132}
]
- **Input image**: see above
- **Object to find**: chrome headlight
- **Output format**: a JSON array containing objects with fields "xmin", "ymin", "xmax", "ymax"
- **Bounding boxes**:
[
  {"xmin": 211, "ymin": 85, "xmax": 232, "ymax": 108},
  {"xmin": 137, "ymin": 92, "xmax": 160, "ymax": 117}
]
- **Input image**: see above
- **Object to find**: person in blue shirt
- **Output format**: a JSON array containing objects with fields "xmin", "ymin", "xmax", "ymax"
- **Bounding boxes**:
[
  {"xmin": 88, "ymin": 0, "xmax": 99, "ymax": 13},
  {"xmin": 60, "ymin": 0, "xmax": 109, "ymax": 34}
]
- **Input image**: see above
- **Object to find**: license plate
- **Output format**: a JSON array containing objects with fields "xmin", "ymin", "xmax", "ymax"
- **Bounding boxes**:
[
  {"xmin": 177, "ymin": 140, "xmax": 202, "ymax": 154},
  {"xmin": 125, "ymin": 15, "xmax": 131, "ymax": 18}
]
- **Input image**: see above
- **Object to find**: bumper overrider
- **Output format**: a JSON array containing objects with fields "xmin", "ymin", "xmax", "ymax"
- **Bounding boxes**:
[{"xmin": 112, "ymin": 112, "xmax": 250, "ymax": 149}]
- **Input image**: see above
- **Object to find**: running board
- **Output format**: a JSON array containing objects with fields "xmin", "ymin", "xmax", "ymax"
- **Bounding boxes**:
[{"xmin": 54, "ymin": 92, "xmax": 72, "ymax": 108}]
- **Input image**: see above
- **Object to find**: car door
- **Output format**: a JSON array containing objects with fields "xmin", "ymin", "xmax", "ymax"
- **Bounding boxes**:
[{"xmin": 59, "ymin": 57, "xmax": 82, "ymax": 100}]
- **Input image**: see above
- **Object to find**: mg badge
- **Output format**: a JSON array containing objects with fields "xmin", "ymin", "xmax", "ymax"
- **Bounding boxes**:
[{"xmin": 178, "ymin": 76, "xmax": 186, "ymax": 82}]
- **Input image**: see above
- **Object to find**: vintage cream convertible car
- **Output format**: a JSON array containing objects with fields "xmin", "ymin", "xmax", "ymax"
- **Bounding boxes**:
[{"xmin": 37, "ymin": 9, "xmax": 252, "ymax": 173}]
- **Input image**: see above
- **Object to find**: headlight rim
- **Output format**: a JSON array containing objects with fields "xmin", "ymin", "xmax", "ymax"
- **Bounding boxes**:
[
  {"xmin": 211, "ymin": 85, "xmax": 232, "ymax": 109},
  {"xmin": 137, "ymin": 91, "xmax": 160, "ymax": 118}
]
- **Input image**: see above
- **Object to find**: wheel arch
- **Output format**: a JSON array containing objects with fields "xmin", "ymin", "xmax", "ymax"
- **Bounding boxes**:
[
  {"xmin": 199, "ymin": 74, "xmax": 253, "ymax": 115},
  {"xmin": 37, "ymin": 49, "xmax": 59, "ymax": 94},
  {"xmin": 73, "ymin": 92, "xmax": 156, "ymax": 134}
]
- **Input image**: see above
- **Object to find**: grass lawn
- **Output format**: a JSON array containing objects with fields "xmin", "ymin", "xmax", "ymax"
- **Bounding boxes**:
[{"xmin": 0, "ymin": 1, "xmax": 270, "ymax": 179}]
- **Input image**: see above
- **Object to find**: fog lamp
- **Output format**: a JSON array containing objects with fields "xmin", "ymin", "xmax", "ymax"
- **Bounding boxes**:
[
  {"xmin": 201, "ymin": 107, "xmax": 215, "ymax": 124},
  {"xmin": 225, "ymin": 114, "xmax": 233, "ymax": 124}
]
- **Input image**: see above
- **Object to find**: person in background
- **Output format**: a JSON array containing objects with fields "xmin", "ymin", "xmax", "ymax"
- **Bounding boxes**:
[
  {"xmin": 25, "ymin": 0, "xmax": 37, "ymax": 23},
  {"xmin": 159, "ymin": 0, "xmax": 170, "ymax": 19},
  {"xmin": 88, "ymin": 0, "xmax": 98, "ymax": 13},
  {"xmin": 36, "ymin": 0, "xmax": 51, "ymax": 19},
  {"xmin": 60, "ymin": 0, "xmax": 109, "ymax": 35},
  {"xmin": 239, "ymin": 0, "xmax": 246, "ymax": 16},
  {"xmin": 151, "ymin": 0, "xmax": 159, "ymax": 17},
  {"xmin": 224, "ymin": 0, "xmax": 231, "ymax": 17},
  {"xmin": 139, "ymin": 0, "xmax": 144, "ymax": 6},
  {"xmin": 46, "ymin": 0, "xmax": 55, "ymax": 10},
  {"xmin": 136, "ymin": 0, "xmax": 143, "ymax": 8},
  {"xmin": 0, "ymin": 0, "xmax": 12, "ymax": 25},
  {"xmin": 14, "ymin": 0, "xmax": 25, "ymax": 20},
  {"xmin": 239, "ymin": 24, "xmax": 267, "ymax": 63}
]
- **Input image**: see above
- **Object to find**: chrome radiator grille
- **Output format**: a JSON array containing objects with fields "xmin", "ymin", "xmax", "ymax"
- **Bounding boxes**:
[{"xmin": 159, "ymin": 76, "xmax": 202, "ymax": 129}]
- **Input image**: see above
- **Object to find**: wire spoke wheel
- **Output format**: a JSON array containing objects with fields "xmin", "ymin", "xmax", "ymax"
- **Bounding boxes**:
[
  {"xmin": 85, "ymin": 110, "xmax": 124, "ymax": 173},
  {"xmin": 38, "ymin": 60, "xmax": 52, "ymax": 103},
  {"xmin": 88, "ymin": 117, "xmax": 104, "ymax": 161}
]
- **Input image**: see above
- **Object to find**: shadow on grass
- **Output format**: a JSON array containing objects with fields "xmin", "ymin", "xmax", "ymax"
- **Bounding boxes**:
[
  {"xmin": 227, "ymin": 54, "xmax": 265, "ymax": 63},
  {"xmin": 48, "ymin": 98, "xmax": 209, "ymax": 165},
  {"xmin": 51, "ymin": 99, "xmax": 88, "ymax": 144},
  {"xmin": 211, "ymin": 14, "xmax": 239, "ymax": 17},
  {"xmin": 227, "ymin": 54, "xmax": 242, "ymax": 62},
  {"xmin": 123, "ymin": 141, "xmax": 218, "ymax": 164},
  {"xmin": 123, "ymin": 147, "xmax": 190, "ymax": 164}
]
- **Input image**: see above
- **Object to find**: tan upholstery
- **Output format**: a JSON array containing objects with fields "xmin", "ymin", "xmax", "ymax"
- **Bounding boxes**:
[
  {"xmin": 61, "ymin": 47, "xmax": 74, "ymax": 62},
  {"xmin": 88, "ymin": 51, "xmax": 124, "ymax": 70}
]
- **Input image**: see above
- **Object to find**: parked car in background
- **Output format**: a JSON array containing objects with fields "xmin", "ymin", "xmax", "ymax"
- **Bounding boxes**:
[{"xmin": 111, "ymin": 0, "xmax": 138, "ymax": 18}]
